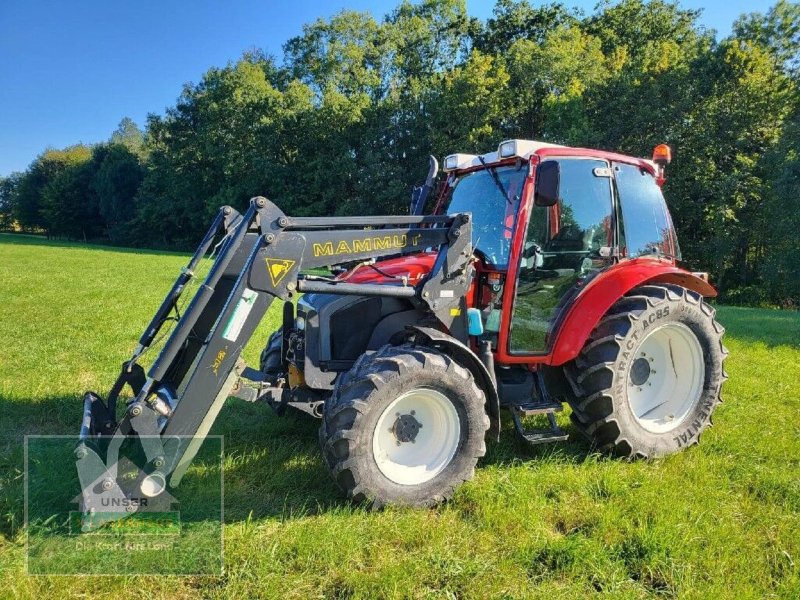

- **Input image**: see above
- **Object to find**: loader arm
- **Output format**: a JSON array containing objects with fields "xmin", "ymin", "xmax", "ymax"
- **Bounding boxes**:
[{"xmin": 76, "ymin": 197, "xmax": 473, "ymax": 506}]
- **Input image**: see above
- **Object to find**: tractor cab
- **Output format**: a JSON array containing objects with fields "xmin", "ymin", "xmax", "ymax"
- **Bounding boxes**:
[{"xmin": 440, "ymin": 140, "xmax": 682, "ymax": 356}]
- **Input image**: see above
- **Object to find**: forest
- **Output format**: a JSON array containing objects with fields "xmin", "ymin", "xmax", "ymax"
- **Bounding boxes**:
[{"xmin": 1, "ymin": 0, "xmax": 798, "ymax": 306}]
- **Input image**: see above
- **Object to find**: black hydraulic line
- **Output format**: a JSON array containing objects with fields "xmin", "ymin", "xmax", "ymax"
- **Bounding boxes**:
[
  {"xmin": 137, "ymin": 208, "xmax": 228, "ymax": 349},
  {"xmin": 147, "ymin": 203, "xmax": 256, "ymax": 382},
  {"xmin": 368, "ymin": 263, "xmax": 403, "ymax": 280},
  {"xmin": 281, "ymin": 300, "xmax": 294, "ymax": 372},
  {"xmin": 297, "ymin": 279, "xmax": 417, "ymax": 298}
]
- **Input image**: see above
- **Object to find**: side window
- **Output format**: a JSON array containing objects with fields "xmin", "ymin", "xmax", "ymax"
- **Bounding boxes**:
[
  {"xmin": 614, "ymin": 162, "xmax": 680, "ymax": 259},
  {"xmin": 540, "ymin": 158, "xmax": 614, "ymax": 268}
]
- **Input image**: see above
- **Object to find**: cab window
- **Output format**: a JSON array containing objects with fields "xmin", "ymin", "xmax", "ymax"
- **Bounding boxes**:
[
  {"xmin": 509, "ymin": 158, "xmax": 614, "ymax": 353},
  {"xmin": 614, "ymin": 162, "xmax": 680, "ymax": 259}
]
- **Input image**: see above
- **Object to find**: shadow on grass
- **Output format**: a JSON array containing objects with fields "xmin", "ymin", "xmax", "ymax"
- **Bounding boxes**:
[
  {"xmin": 0, "ymin": 393, "xmax": 597, "ymax": 540},
  {"xmin": 0, "ymin": 394, "xmax": 347, "ymax": 539}
]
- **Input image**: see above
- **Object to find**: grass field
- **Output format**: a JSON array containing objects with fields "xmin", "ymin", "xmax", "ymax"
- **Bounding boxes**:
[{"xmin": 1, "ymin": 233, "xmax": 799, "ymax": 599}]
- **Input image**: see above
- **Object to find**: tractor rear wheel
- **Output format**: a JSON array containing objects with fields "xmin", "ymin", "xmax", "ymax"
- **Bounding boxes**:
[
  {"xmin": 564, "ymin": 284, "xmax": 727, "ymax": 458},
  {"xmin": 320, "ymin": 343, "xmax": 489, "ymax": 507}
]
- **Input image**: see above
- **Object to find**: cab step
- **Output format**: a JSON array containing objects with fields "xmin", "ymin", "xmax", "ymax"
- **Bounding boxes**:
[
  {"xmin": 497, "ymin": 366, "xmax": 570, "ymax": 445},
  {"xmin": 510, "ymin": 408, "xmax": 570, "ymax": 445},
  {"xmin": 513, "ymin": 400, "xmax": 563, "ymax": 417}
]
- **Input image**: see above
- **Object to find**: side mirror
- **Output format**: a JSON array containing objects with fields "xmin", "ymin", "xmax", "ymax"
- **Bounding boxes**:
[{"xmin": 534, "ymin": 161, "xmax": 560, "ymax": 207}]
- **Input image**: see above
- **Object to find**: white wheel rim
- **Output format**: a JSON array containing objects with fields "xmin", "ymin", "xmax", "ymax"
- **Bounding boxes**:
[
  {"xmin": 372, "ymin": 388, "xmax": 461, "ymax": 485},
  {"xmin": 627, "ymin": 322, "xmax": 705, "ymax": 434}
]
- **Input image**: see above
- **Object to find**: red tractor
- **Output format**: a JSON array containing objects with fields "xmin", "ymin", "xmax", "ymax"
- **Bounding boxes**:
[{"xmin": 77, "ymin": 140, "xmax": 727, "ymax": 513}]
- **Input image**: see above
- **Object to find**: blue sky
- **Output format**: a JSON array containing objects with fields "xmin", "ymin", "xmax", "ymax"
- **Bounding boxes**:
[{"xmin": 0, "ymin": 0, "xmax": 771, "ymax": 177}]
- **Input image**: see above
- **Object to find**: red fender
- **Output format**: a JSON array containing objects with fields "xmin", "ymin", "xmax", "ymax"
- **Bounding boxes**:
[{"xmin": 547, "ymin": 258, "xmax": 717, "ymax": 366}]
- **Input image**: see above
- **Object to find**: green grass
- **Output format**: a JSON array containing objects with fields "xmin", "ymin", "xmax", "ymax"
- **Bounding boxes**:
[{"xmin": 1, "ymin": 233, "xmax": 799, "ymax": 598}]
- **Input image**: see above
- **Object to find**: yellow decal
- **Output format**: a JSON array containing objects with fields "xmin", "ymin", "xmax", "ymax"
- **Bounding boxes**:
[
  {"xmin": 311, "ymin": 234, "xmax": 422, "ymax": 258},
  {"xmin": 212, "ymin": 347, "xmax": 227, "ymax": 376},
  {"xmin": 313, "ymin": 241, "xmax": 334, "ymax": 256},
  {"xmin": 265, "ymin": 258, "xmax": 296, "ymax": 287},
  {"xmin": 450, "ymin": 308, "xmax": 462, "ymax": 317}
]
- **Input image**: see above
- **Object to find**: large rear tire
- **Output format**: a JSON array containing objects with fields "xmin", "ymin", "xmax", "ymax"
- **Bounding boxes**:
[
  {"xmin": 563, "ymin": 284, "xmax": 727, "ymax": 457},
  {"xmin": 319, "ymin": 344, "xmax": 489, "ymax": 507}
]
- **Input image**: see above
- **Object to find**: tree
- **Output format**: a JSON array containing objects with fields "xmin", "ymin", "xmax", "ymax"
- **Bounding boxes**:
[
  {"xmin": 0, "ymin": 172, "xmax": 22, "ymax": 230},
  {"xmin": 502, "ymin": 25, "xmax": 610, "ymax": 142},
  {"xmin": 39, "ymin": 145, "xmax": 101, "ymax": 240},
  {"xmin": 110, "ymin": 117, "xmax": 146, "ymax": 158},
  {"xmin": 92, "ymin": 144, "xmax": 145, "ymax": 244},
  {"xmin": 427, "ymin": 50, "xmax": 510, "ymax": 153},
  {"xmin": 137, "ymin": 54, "xmax": 315, "ymax": 246},
  {"xmin": 473, "ymin": 0, "xmax": 577, "ymax": 55},
  {"xmin": 665, "ymin": 39, "xmax": 793, "ymax": 295},
  {"xmin": 759, "ymin": 108, "xmax": 800, "ymax": 306},
  {"xmin": 13, "ymin": 153, "xmax": 57, "ymax": 232},
  {"xmin": 734, "ymin": 0, "xmax": 800, "ymax": 75}
]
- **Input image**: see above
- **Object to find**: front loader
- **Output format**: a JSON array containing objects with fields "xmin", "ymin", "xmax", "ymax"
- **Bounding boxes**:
[{"xmin": 77, "ymin": 139, "xmax": 727, "ymax": 511}]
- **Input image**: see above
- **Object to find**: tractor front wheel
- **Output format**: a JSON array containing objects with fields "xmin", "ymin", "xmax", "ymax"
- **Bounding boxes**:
[
  {"xmin": 564, "ymin": 284, "xmax": 727, "ymax": 457},
  {"xmin": 320, "ymin": 344, "xmax": 489, "ymax": 507},
  {"xmin": 259, "ymin": 329, "xmax": 283, "ymax": 376}
]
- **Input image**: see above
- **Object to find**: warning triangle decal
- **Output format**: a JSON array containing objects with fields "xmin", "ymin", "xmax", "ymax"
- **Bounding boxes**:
[{"xmin": 265, "ymin": 258, "xmax": 296, "ymax": 287}]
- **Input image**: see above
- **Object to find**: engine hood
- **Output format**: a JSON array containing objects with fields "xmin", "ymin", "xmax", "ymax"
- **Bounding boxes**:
[{"xmin": 336, "ymin": 252, "xmax": 438, "ymax": 285}]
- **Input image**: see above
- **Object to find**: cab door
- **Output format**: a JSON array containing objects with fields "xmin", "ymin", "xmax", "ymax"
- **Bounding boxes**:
[{"xmin": 508, "ymin": 158, "xmax": 616, "ymax": 354}]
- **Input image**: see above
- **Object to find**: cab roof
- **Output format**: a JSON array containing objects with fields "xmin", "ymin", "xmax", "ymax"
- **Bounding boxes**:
[{"xmin": 443, "ymin": 139, "xmax": 656, "ymax": 175}]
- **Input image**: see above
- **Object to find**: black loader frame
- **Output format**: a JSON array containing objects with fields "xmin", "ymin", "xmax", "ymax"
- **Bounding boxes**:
[{"xmin": 76, "ymin": 197, "xmax": 476, "ymax": 510}]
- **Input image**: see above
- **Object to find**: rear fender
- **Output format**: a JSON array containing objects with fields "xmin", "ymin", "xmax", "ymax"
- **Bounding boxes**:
[
  {"xmin": 394, "ymin": 325, "xmax": 501, "ymax": 440},
  {"xmin": 548, "ymin": 260, "xmax": 716, "ymax": 366}
]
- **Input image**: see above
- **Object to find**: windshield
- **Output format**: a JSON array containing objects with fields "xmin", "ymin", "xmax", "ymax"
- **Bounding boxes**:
[{"xmin": 446, "ymin": 164, "xmax": 528, "ymax": 267}]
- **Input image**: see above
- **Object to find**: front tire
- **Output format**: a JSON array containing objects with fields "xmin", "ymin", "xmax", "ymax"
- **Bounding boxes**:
[
  {"xmin": 259, "ymin": 329, "xmax": 282, "ymax": 375},
  {"xmin": 564, "ymin": 284, "xmax": 728, "ymax": 457},
  {"xmin": 319, "ymin": 344, "xmax": 489, "ymax": 507}
]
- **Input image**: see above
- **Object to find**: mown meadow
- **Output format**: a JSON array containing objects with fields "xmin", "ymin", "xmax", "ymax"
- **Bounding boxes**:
[{"xmin": 0, "ymin": 233, "xmax": 798, "ymax": 598}]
